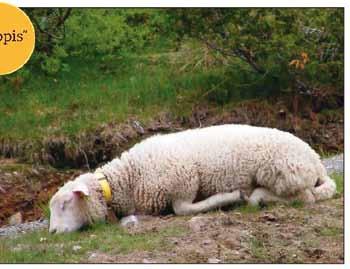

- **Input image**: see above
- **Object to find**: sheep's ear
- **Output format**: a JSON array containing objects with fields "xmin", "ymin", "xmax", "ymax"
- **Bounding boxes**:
[{"xmin": 72, "ymin": 183, "xmax": 89, "ymax": 197}]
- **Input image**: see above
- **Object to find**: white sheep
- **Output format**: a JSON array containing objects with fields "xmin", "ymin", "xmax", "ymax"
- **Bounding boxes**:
[{"xmin": 49, "ymin": 124, "xmax": 336, "ymax": 233}]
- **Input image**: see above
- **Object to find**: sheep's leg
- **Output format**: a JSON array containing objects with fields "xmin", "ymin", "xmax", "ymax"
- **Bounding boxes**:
[
  {"xmin": 248, "ymin": 187, "xmax": 286, "ymax": 206},
  {"xmin": 249, "ymin": 187, "xmax": 316, "ymax": 206},
  {"xmin": 293, "ymin": 189, "xmax": 315, "ymax": 203},
  {"xmin": 173, "ymin": 190, "xmax": 245, "ymax": 216}
]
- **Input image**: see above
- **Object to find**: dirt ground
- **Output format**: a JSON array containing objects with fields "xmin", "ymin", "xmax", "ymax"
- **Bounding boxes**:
[
  {"xmin": 0, "ymin": 158, "xmax": 81, "ymax": 225},
  {"xmin": 0, "ymin": 97, "xmax": 344, "ymax": 169},
  {"xmin": 86, "ymin": 197, "xmax": 344, "ymax": 263}
]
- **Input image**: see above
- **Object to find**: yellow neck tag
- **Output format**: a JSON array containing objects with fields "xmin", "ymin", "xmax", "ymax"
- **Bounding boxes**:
[{"xmin": 95, "ymin": 172, "xmax": 112, "ymax": 203}]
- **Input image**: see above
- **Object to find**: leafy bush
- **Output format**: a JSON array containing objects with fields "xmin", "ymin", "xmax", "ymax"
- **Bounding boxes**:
[
  {"xmin": 8, "ymin": 8, "xmax": 344, "ymax": 103},
  {"xmin": 168, "ymin": 8, "xmax": 344, "ymax": 96},
  {"xmin": 23, "ymin": 9, "xmax": 172, "ymax": 75}
]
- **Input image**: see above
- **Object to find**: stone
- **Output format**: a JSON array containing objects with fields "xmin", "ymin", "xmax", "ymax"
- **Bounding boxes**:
[
  {"xmin": 188, "ymin": 216, "xmax": 208, "ymax": 232},
  {"xmin": 208, "ymin": 258, "xmax": 221, "ymax": 263},
  {"xmin": 120, "ymin": 215, "xmax": 139, "ymax": 227},
  {"xmin": 0, "ymin": 185, "xmax": 5, "ymax": 193},
  {"xmin": 217, "ymin": 228, "xmax": 242, "ymax": 250},
  {"xmin": 219, "ymin": 214, "xmax": 234, "ymax": 226},
  {"xmin": 72, "ymin": 245, "xmax": 82, "ymax": 252},
  {"xmin": 12, "ymin": 244, "xmax": 24, "ymax": 252},
  {"xmin": 8, "ymin": 212, "xmax": 23, "ymax": 225},
  {"xmin": 260, "ymin": 213, "xmax": 277, "ymax": 222},
  {"xmin": 88, "ymin": 251, "xmax": 116, "ymax": 263},
  {"xmin": 202, "ymin": 239, "xmax": 212, "ymax": 245}
]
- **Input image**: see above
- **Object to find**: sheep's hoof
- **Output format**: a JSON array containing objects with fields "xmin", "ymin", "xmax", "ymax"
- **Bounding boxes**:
[
  {"xmin": 120, "ymin": 215, "xmax": 139, "ymax": 227},
  {"xmin": 258, "ymin": 200, "xmax": 268, "ymax": 208},
  {"xmin": 239, "ymin": 190, "xmax": 249, "ymax": 203}
]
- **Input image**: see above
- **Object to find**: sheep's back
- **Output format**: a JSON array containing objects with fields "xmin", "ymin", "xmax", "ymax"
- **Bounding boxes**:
[{"xmin": 121, "ymin": 124, "xmax": 322, "ymax": 210}]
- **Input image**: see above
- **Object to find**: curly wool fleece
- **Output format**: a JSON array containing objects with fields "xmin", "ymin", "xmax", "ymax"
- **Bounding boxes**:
[{"xmin": 75, "ymin": 124, "xmax": 336, "ymax": 221}]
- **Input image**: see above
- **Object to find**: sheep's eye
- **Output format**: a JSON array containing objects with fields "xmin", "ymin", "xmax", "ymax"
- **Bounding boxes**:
[{"xmin": 60, "ymin": 198, "xmax": 72, "ymax": 211}]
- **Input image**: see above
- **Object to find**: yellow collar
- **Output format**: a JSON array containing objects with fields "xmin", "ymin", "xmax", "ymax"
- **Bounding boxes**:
[{"xmin": 94, "ymin": 172, "xmax": 112, "ymax": 203}]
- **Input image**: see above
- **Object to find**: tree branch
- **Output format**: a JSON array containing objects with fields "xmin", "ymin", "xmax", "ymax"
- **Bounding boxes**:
[{"xmin": 202, "ymin": 38, "xmax": 266, "ymax": 75}]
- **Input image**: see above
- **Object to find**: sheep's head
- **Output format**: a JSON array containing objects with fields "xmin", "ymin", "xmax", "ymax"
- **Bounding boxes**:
[{"xmin": 49, "ymin": 179, "xmax": 91, "ymax": 234}]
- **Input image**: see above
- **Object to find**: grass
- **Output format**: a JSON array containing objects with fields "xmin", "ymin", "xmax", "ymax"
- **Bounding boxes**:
[
  {"xmin": 289, "ymin": 200, "xmax": 305, "ymax": 208},
  {"xmin": 249, "ymin": 237, "xmax": 268, "ymax": 260},
  {"xmin": 237, "ymin": 204, "xmax": 261, "ymax": 214},
  {"xmin": 37, "ymin": 202, "xmax": 51, "ymax": 220},
  {"xmin": 0, "ymin": 46, "xmax": 232, "ymax": 141},
  {"xmin": 319, "ymin": 226, "xmax": 343, "ymax": 237},
  {"xmin": 0, "ymin": 162, "xmax": 31, "ymax": 173},
  {"xmin": 331, "ymin": 172, "xmax": 344, "ymax": 194},
  {"xmin": 0, "ymin": 38, "xmax": 287, "ymax": 143},
  {"xmin": 0, "ymin": 222, "xmax": 186, "ymax": 263}
]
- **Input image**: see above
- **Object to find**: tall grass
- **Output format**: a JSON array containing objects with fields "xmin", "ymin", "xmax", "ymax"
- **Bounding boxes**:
[{"xmin": 0, "ymin": 48, "xmax": 233, "ymax": 140}]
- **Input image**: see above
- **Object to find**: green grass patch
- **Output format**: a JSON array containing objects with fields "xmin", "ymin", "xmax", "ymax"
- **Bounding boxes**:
[
  {"xmin": 0, "ymin": 163, "xmax": 32, "ymax": 173},
  {"xmin": 289, "ymin": 200, "xmax": 305, "ymax": 208},
  {"xmin": 331, "ymin": 173, "xmax": 344, "ymax": 194},
  {"xmin": 249, "ymin": 237, "xmax": 268, "ymax": 260},
  {"xmin": 0, "ymin": 222, "xmax": 186, "ymax": 263},
  {"xmin": 0, "ymin": 47, "xmax": 232, "ymax": 141},
  {"xmin": 37, "ymin": 202, "xmax": 51, "ymax": 220},
  {"xmin": 319, "ymin": 226, "xmax": 343, "ymax": 237},
  {"xmin": 237, "ymin": 204, "xmax": 261, "ymax": 214}
]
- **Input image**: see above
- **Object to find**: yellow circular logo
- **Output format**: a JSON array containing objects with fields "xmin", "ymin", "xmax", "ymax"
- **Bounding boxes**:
[{"xmin": 0, "ymin": 3, "xmax": 35, "ymax": 75}]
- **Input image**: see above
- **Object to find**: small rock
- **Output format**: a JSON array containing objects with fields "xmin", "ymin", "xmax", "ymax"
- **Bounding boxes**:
[
  {"xmin": 40, "ymin": 237, "xmax": 47, "ymax": 242},
  {"xmin": 72, "ymin": 245, "xmax": 82, "ymax": 252},
  {"xmin": 88, "ymin": 252, "xmax": 116, "ymax": 263},
  {"xmin": 31, "ymin": 169, "xmax": 41, "ymax": 176},
  {"xmin": 132, "ymin": 120, "xmax": 145, "ymax": 134},
  {"xmin": 304, "ymin": 248, "xmax": 325, "ymax": 258},
  {"xmin": 120, "ymin": 215, "xmax": 139, "ymax": 227},
  {"xmin": 260, "ymin": 213, "xmax": 277, "ymax": 222},
  {"xmin": 188, "ymin": 216, "xmax": 208, "ymax": 232},
  {"xmin": 208, "ymin": 258, "xmax": 221, "ymax": 263},
  {"xmin": 12, "ymin": 244, "xmax": 24, "ymax": 252},
  {"xmin": 222, "ymin": 238, "xmax": 240, "ymax": 249},
  {"xmin": 90, "ymin": 234, "xmax": 97, "ymax": 238},
  {"xmin": 8, "ymin": 212, "xmax": 23, "ymax": 225},
  {"xmin": 142, "ymin": 258, "xmax": 153, "ymax": 263},
  {"xmin": 219, "ymin": 214, "xmax": 234, "ymax": 226},
  {"xmin": 0, "ymin": 185, "xmax": 5, "ymax": 193},
  {"xmin": 89, "ymin": 253, "xmax": 98, "ymax": 260},
  {"xmin": 292, "ymin": 254, "xmax": 297, "ymax": 258},
  {"xmin": 202, "ymin": 239, "xmax": 211, "ymax": 245}
]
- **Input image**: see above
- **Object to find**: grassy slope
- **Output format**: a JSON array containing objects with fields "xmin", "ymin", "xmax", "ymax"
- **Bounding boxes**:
[{"xmin": 0, "ymin": 44, "xmax": 233, "ymax": 141}]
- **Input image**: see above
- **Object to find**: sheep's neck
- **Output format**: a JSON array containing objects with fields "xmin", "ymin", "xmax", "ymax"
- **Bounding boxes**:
[{"xmin": 99, "ymin": 158, "xmax": 136, "ymax": 216}]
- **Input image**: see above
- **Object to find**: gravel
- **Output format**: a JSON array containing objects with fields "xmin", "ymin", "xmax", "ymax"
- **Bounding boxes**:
[
  {"xmin": 0, "ymin": 154, "xmax": 344, "ymax": 238},
  {"xmin": 0, "ymin": 219, "xmax": 48, "ymax": 237},
  {"xmin": 322, "ymin": 154, "xmax": 344, "ymax": 174}
]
